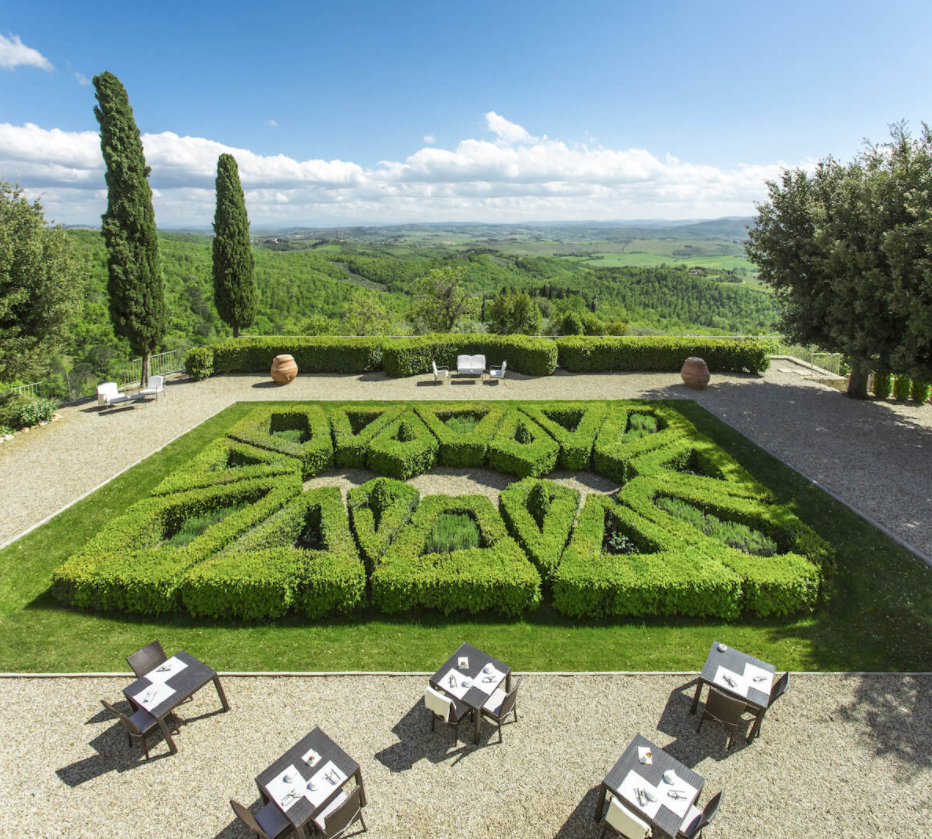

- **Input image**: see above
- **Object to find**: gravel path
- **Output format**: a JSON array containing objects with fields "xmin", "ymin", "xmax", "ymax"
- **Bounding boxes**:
[
  {"xmin": 0, "ymin": 673, "xmax": 927, "ymax": 838},
  {"xmin": 1, "ymin": 364, "xmax": 930, "ymax": 557}
]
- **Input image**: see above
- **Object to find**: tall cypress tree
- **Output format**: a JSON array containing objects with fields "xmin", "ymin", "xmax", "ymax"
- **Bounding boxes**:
[
  {"xmin": 212, "ymin": 153, "xmax": 256, "ymax": 338},
  {"xmin": 93, "ymin": 71, "xmax": 166, "ymax": 384}
]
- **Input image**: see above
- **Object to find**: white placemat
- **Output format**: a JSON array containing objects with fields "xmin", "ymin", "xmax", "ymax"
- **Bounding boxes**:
[
  {"xmin": 144, "ymin": 655, "xmax": 188, "ymax": 683},
  {"xmin": 305, "ymin": 760, "xmax": 348, "ymax": 809},
  {"xmin": 616, "ymin": 769, "xmax": 662, "ymax": 819},
  {"xmin": 438, "ymin": 668, "xmax": 473, "ymax": 700},
  {"xmin": 132, "ymin": 680, "xmax": 176, "ymax": 712},
  {"xmin": 743, "ymin": 663, "xmax": 774, "ymax": 696},
  {"xmin": 713, "ymin": 665, "xmax": 748, "ymax": 697},
  {"xmin": 473, "ymin": 663, "xmax": 506, "ymax": 696},
  {"xmin": 657, "ymin": 769, "xmax": 699, "ymax": 819},
  {"xmin": 266, "ymin": 764, "xmax": 307, "ymax": 811}
]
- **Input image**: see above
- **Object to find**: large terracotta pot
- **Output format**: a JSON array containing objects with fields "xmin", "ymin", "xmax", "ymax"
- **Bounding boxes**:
[
  {"xmin": 681, "ymin": 356, "xmax": 710, "ymax": 390},
  {"xmin": 270, "ymin": 354, "xmax": 298, "ymax": 384}
]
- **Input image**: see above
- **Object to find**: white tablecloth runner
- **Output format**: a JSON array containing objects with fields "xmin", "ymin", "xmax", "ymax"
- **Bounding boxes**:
[
  {"xmin": 743, "ymin": 663, "xmax": 774, "ymax": 695},
  {"xmin": 305, "ymin": 760, "xmax": 348, "ymax": 809},
  {"xmin": 438, "ymin": 668, "xmax": 473, "ymax": 700},
  {"xmin": 713, "ymin": 663, "xmax": 774, "ymax": 700},
  {"xmin": 132, "ymin": 680, "xmax": 176, "ymax": 712},
  {"xmin": 713, "ymin": 665, "xmax": 748, "ymax": 697},
  {"xmin": 266, "ymin": 765, "xmax": 307, "ymax": 812},
  {"xmin": 143, "ymin": 655, "xmax": 188, "ymax": 684}
]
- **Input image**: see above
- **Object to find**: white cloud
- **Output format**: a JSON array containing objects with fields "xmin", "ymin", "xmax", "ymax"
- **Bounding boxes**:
[
  {"xmin": 0, "ymin": 114, "xmax": 802, "ymax": 226},
  {"xmin": 423, "ymin": 134, "xmax": 436, "ymax": 144},
  {"xmin": 0, "ymin": 33, "xmax": 53, "ymax": 71},
  {"xmin": 74, "ymin": 71, "xmax": 90, "ymax": 86},
  {"xmin": 267, "ymin": 118, "xmax": 278, "ymax": 127}
]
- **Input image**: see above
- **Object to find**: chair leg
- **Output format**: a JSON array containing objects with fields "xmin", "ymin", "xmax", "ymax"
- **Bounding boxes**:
[
  {"xmin": 430, "ymin": 714, "xmax": 435, "ymax": 732},
  {"xmin": 498, "ymin": 719, "xmax": 503, "ymax": 743},
  {"xmin": 697, "ymin": 714, "xmax": 705, "ymax": 734},
  {"xmin": 359, "ymin": 811, "xmax": 367, "ymax": 832},
  {"xmin": 726, "ymin": 728, "xmax": 734, "ymax": 750}
]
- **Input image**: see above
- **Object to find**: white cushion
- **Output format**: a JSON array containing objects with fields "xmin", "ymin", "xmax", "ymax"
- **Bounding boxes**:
[
  {"xmin": 606, "ymin": 796, "xmax": 651, "ymax": 838},
  {"xmin": 313, "ymin": 789, "xmax": 348, "ymax": 833},
  {"xmin": 97, "ymin": 382, "xmax": 119, "ymax": 398},
  {"xmin": 471, "ymin": 354, "xmax": 486, "ymax": 368},
  {"xmin": 425, "ymin": 685, "xmax": 452, "ymax": 721},
  {"xmin": 680, "ymin": 804, "xmax": 702, "ymax": 836},
  {"xmin": 457, "ymin": 355, "xmax": 471, "ymax": 367},
  {"xmin": 482, "ymin": 687, "xmax": 506, "ymax": 715}
]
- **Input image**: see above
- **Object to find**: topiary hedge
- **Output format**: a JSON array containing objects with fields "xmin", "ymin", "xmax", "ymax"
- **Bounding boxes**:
[
  {"xmin": 487, "ymin": 410, "xmax": 560, "ymax": 478},
  {"xmin": 330, "ymin": 405, "xmax": 403, "ymax": 467},
  {"xmin": 556, "ymin": 336, "xmax": 775, "ymax": 374},
  {"xmin": 366, "ymin": 410, "xmax": 439, "ymax": 480},
  {"xmin": 347, "ymin": 477, "xmax": 420, "ymax": 572},
  {"xmin": 414, "ymin": 402, "xmax": 509, "ymax": 467},
  {"xmin": 227, "ymin": 405, "xmax": 333, "ymax": 479},
  {"xmin": 519, "ymin": 402, "xmax": 609, "ymax": 470},
  {"xmin": 382, "ymin": 333, "xmax": 558, "ymax": 377},
  {"xmin": 592, "ymin": 403, "xmax": 692, "ymax": 483},
  {"xmin": 371, "ymin": 495, "xmax": 542, "ymax": 617},
  {"xmin": 181, "ymin": 487, "xmax": 365, "ymax": 620},
  {"xmin": 499, "ymin": 478, "xmax": 580, "ymax": 581}
]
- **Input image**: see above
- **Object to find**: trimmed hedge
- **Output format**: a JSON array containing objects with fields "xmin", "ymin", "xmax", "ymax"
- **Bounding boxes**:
[
  {"xmin": 499, "ymin": 479, "xmax": 580, "ymax": 580},
  {"xmin": 227, "ymin": 405, "xmax": 333, "ymax": 479},
  {"xmin": 330, "ymin": 406, "xmax": 403, "ymax": 467},
  {"xmin": 366, "ymin": 410, "xmax": 439, "ymax": 480},
  {"xmin": 184, "ymin": 336, "xmax": 385, "ymax": 380},
  {"xmin": 347, "ymin": 477, "xmax": 420, "ymax": 572},
  {"xmin": 181, "ymin": 487, "xmax": 364, "ymax": 620},
  {"xmin": 487, "ymin": 410, "xmax": 560, "ymax": 478},
  {"xmin": 151, "ymin": 438, "xmax": 301, "ymax": 495},
  {"xmin": 382, "ymin": 334, "xmax": 558, "ymax": 377},
  {"xmin": 371, "ymin": 495, "xmax": 542, "ymax": 617},
  {"xmin": 556, "ymin": 336, "xmax": 775, "ymax": 374},
  {"xmin": 51, "ymin": 475, "xmax": 302, "ymax": 614},
  {"xmin": 414, "ymin": 403, "xmax": 509, "ymax": 467},
  {"xmin": 519, "ymin": 402, "xmax": 609, "ymax": 470}
]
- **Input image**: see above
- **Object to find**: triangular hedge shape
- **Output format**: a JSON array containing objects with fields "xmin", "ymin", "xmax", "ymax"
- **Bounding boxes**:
[
  {"xmin": 330, "ymin": 405, "xmax": 403, "ymax": 467},
  {"xmin": 520, "ymin": 402, "xmax": 609, "ymax": 470},
  {"xmin": 414, "ymin": 402, "xmax": 508, "ymax": 467},
  {"xmin": 227, "ymin": 405, "xmax": 333, "ymax": 478},
  {"xmin": 487, "ymin": 410, "xmax": 559, "ymax": 478},
  {"xmin": 347, "ymin": 477, "xmax": 420, "ymax": 572},
  {"xmin": 366, "ymin": 410, "xmax": 439, "ymax": 479}
]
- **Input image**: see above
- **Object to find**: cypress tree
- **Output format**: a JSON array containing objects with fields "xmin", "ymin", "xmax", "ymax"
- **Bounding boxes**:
[
  {"xmin": 93, "ymin": 71, "xmax": 166, "ymax": 385},
  {"xmin": 212, "ymin": 153, "xmax": 256, "ymax": 338}
]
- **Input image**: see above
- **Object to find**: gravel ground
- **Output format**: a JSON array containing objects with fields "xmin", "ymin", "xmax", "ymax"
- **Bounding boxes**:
[
  {"xmin": 1, "ymin": 364, "xmax": 930, "ymax": 557},
  {"xmin": 0, "ymin": 673, "xmax": 927, "ymax": 839}
]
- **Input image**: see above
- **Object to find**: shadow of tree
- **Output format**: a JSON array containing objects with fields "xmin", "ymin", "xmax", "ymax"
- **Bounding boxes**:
[{"xmin": 552, "ymin": 784, "xmax": 602, "ymax": 839}]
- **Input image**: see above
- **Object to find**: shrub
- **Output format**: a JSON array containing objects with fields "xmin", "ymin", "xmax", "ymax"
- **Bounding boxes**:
[
  {"xmin": 892, "ymin": 376, "xmax": 912, "ymax": 401},
  {"xmin": 347, "ymin": 477, "xmax": 420, "ymax": 572},
  {"xmin": 556, "ymin": 337, "xmax": 775, "ymax": 374},
  {"xmin": 371, "ymin": 494, "xmax": 542, "ymax": 617},
  {"xmin": 51, "ymin": 475, "xmax": 302, "ymax": 614},
  {"xmin": 519, "ymin": 402, "xmax": 609, "ymax": 470},
  {"xmin": 227, "ymin": 405, "xmax": 333, "ymax": 478},
  {"xmin": 487, "ymin": 410, "xmax": 560, "ymax": 478},
  {"xmin": 382, "ymin": 333, "xmax": 558, "ymax": 377},
  {"xmin": 871, "ymin": 370, "xmax": 892, "ymax": 399},
  {"xmin": 910, "ymin": 378, "xmax": 930, "ymax": 403},
  {"xmin": 330, "ymin": 405, "xmax": 402, "ymax": 467},
  {"xmin": 151, "ymin": 438, "xmax": 302, "ymax": 495},
  {"xmin": 3, "ymin": 396, "xmax": 57, "ymax": 429},
  {"xmin": 181, "ymin": 487, "xmax": 365, "ymax": 620},
  {"xmin": 499, "ymin": 478, "xmax": 580, "ymax": 580},
  {"xmin": 184, "ymin": 346, "xmax": 214, "ymax": 380},
  {"xmin": 366, "ymin": 410, "xmax": 439, "ymax": 479},
  {"xmin": 414, "ymin": 402, "xmax": 509, "ymax": 467}
]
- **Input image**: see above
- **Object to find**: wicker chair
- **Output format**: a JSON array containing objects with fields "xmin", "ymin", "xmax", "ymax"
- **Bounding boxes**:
[
  {"xmin": 749, "ymin": 672, "xmax": 789, "ymax": 740},
  {"xmin": 100, "ymin": 699, "xmax": 176, "ymax": 760},
  {"xmin": 480, "ymin": 676, "xmax": 521, "ymax": 742},
  {"xmin": 696, "ymin": 687, "xmax": 746, "ymax": 749},
  {"xmin": 126, "ymin": 640, "xmax": 168, "ymax": 678},
  {"xmin": 312, "ymin": 786, "xmax": 367, "ymax": 838},
  {"xmin": 230, "ymin": 799, "xmax": 294, "ymax": 839},
  {"xmin": 601, "ymin": 795, "xmax": 651, "ymax": 839},
  {"xmin": 425, "ymin": 684, "xmax": 472, "ymax": 743},
  {"xmin": 678, "ymin": 791, "xmax": 722, "ymax": 838}
]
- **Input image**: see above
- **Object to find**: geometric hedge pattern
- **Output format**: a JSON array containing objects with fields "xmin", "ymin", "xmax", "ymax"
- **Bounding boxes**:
[{"xmin": 52, "ymin": 400, "xmax": 832, "ymax": 621}]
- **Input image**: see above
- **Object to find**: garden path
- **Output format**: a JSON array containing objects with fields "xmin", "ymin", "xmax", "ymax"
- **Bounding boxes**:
[{"xmin": 1, "ymin": 363, "xmax": 930, "ymax": 558}]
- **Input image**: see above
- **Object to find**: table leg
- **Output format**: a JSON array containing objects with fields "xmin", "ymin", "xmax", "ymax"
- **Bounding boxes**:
[
  {"xmin": 355, "ymin": 769, "xmax": 367, "ymax": 807},
  {"xmin": 474, "ymin": 707, "xmax": 481, "ymax": 744},
  {"xmin": 158, "ymin": 717, "xmax": 178, "ymax": 754},
  {"xmin": 505, "ymin": 672, "xmax": 512, "ymax": 692},
  {"xmin": 594, "ymin": 782, "xmax": 607, "ymax": 822},
  {"xmin": 749, "ymin": 708, "xmax": 765, "ymax": 741},
  {"xmin": 213, "ymin": 674, "xmax": 230, "ymax": 711},
  {"xmin": 690, "ymin": 680, "xmax": 703, "ymax": 714}
]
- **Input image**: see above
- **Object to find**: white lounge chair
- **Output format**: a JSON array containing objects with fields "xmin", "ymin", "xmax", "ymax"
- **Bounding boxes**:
[
  {"xmin": 432, "ymin": 361, "xmax": 449, "ymax": 383},
  {"xmin": 488, "ymin": 360, "xmax": 507, "ymax": 382},
  {"xmin": 137, "ymin": 375, "xmax": 166, "ymax": 402},
  {"xmin": 456, "ymin": 354, "xmax": 486, "ymax": 378},
  {"xmin": 96, "ymin": 382, "xmax": 134, "ymax": 411}
]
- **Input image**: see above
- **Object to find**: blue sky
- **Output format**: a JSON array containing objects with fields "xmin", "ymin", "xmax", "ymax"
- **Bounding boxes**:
[{"xmin": 1, "ymin": 0, "xmax": 930, "ymax": 226}]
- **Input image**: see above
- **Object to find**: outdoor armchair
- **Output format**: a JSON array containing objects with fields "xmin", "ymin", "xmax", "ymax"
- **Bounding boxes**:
[
  {"xmin": 431, "ymin": 361, "xmax": 449, "ymax": 383},
  {"xmin": 126, "ymin": 640, "xmax": 167, "ymax": 678},
  {"xmin": 137, "ymin": 374, "xmax": 166, "ymax": 401},
  {"xmin": 696, "ymin": 687, "xmax": 746, "ymax": 749},
  {"xmin": 601, "ymin": 795, "xmax": 652, "ymax": 839},
  {"xmin": 96, "ymin": 381, "xmax": 133, "ymax": 410},
  {"xmin": 100, "ymin": 698, "xmax": 176, "ymax": 761},
  {"xmin": 230, "ymin": 798, "xmax": 295, "ymax": 839},
  {"xmin": 312, "ymin": 786, "xmax": 367, "ymax": 838},
  {"xmin": 425, "ymin": 684, "xmax": 472, "ymax": 743},
  {"xmin": 488, "ymin": 360, "xmax": 507, "ymax": 381},
  {"xmin": 480, "ymin": 675, "xmax": 520, "ymax": 742},
  {"xmin": 678, "ymin": 791, "xmax": 722, "ymax": 838}
]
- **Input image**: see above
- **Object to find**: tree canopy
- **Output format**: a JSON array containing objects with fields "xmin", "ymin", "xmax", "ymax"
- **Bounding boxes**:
[
  {"xmin": 485, "ymin": 288, "xmax": 541, "ymax": 335},
  {"xmin": 411, "ymin": 266, "xmax": 477, "ymax": 332}
]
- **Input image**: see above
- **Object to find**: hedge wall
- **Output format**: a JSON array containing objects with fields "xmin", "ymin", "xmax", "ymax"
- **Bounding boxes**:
[
  {"xmin": 519, "ymin": 402, "xmax": 609, "ymax": 470},
  {"xmin": 371, "ymin": 495, "xmax": 542, "ymax": 617},
  {"xmin": 414, "ymin": 403, "xmax": 509, "ymax": 467},
  {"xmin": 227, "ymin": 405, "xmax": 333, "ymax": 479},
  {"xmin": 366, "ymin": 410, "xmax": 439, "ymax": 480},
  {"xmin": 347, "ymin": 478, "xmax": 420, "ymax": 572},
  {"xmin": 382, "ymin": 334, "xmax": 558, "ymax": 378},
  {"xmin": 330, "ymin": 406, "xmax": 403, "ymax": 467},
  {"xmin": 556, "ymin": 337, "xmax": 775, "ymax": 374},
  {"xmin": 487, "ymin": 410, "xmax": 560, "ymax": 478}
]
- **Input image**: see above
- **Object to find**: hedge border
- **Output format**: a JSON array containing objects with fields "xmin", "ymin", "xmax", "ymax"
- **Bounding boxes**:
[
  {"xmin": 366, "ymin": 410, "xmax": 439, "ymax": 480},
  {"xmin": 487, "ymin": 410, "xmax": 560, "ymax": 478},
  {"xmin": 519, "ymin": 402, "xmax": 609, "ymax": 470},
  {"xmin": 414, "ymin": 402, "xmax": 509, "ymax": 467},
  {"xmin": 227, "ymin": 405, "xmax": 333, "ymax": 479},
  {"xmin": 347, "ymin": 478, "xmax": 421, "ymax": 573},
  {"xmin": 330, "ymin": 406, "xmax": 403, "ymax": 467}
]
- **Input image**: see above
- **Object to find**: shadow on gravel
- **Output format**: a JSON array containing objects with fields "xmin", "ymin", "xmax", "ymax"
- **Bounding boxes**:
[
  {"xmin": 553, "ymin": 784, "xmax": 602, "ymax": 839},
  {"xmin": 836, "ymin": 674, "xmax": 932, "ymax": 778},
  {"xmin": 374, "ymin": 698, "xmax": 491, "ymax": 770},
  {"xmin": 212, "ymin": 803, "xmax": 266, "ymax": 839}
]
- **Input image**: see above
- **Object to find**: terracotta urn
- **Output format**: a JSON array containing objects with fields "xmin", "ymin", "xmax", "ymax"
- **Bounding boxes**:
[
  {"xmin": 681, "ymin": 356, "xmax": 710, "ymax": 390},
  {"xmin": 270, "ymin": 354, "xmax": 298, "ymax": 384}
]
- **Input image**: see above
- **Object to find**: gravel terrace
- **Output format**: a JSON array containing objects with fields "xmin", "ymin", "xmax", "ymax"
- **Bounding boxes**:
[
  {"xmin": 1, "ymin": 364, "xmax": 930, "ymax": 557},
  {"xmin": 0, "ymin": 673, "xmax": 927, "ymax": 839}
]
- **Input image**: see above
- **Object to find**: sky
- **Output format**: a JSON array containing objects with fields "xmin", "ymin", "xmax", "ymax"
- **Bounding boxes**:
[{"xmin": 1, "ymin": 0, "xmax": 930, "ymax": 228}]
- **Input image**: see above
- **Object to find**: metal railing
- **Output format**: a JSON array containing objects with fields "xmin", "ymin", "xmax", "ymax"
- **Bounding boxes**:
[
  {"xmin": 1, "ymin": 381, "xmax": 46, "ymax": 399},
  {"xmin": 118, "ymin": 349, "xmax": 188, "ymax": 387}
]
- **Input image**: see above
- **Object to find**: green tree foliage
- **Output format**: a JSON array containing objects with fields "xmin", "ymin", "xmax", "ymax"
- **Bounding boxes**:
[
  {"xmin": 0, "ymin": 182, "xmax": 83, "ymax": 382},
  {"xmin": 485, "ymin": 289, "xmax": 542, "ymax": 335},
  {"xmin": 747, "ymin": 123, "xmax": 932, "ymax": 397},
  {"xmin": 411, "ymin": 266, "xmax": 477, "ymax": 331},
  {"xmin": 212, "ymin": 154, "xmax": 256, "ymax": 338},
  {"xmin": 94, "ymin": 71, "xmax": 166, "ymax": 383},
  {"xmin": 341, "ymin": 290, "xmax": 396, "ymax": 336}
]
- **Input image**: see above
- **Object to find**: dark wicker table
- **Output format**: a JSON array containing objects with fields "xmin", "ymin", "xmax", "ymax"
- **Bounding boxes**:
[
  {"xmin": 256, "ymin": 727, "xmax": 365, "ymax": 839},
  {"xmin": 690, "ymin": 640, "xmax": 776, "ymax": 739},
  {"xmin": 596, "ymin": 733, "xmax": 705, "ymax": 839},
  {"xmin": 122, "ymin": 649, "xmax": 229, "ymax": 754},
  {"xmin": 429, "ymin": 642, "xmax": 511, "ymax": 745}
]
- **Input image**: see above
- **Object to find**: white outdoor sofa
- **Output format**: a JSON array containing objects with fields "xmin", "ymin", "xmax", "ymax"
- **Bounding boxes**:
[{"xmin": 456, "ymin": 354, "xmax": 486, "ymax": 378}]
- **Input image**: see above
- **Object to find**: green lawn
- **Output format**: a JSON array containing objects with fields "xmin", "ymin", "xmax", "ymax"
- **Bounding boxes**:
[{"xmin": 1, "ymin": 400, "xmax": 930, "ymax": 673}]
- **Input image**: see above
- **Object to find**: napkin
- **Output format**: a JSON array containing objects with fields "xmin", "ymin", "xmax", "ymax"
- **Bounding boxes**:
[
  {"xmin": 713, "ymin": 665, "xmax": 748, "ymax": 698},
  {"xmin": 743, "ymin": 663, "xmax": 774, "ymax": 696},
  {"xmin": 637, "ymin": 746, "xmax": 653, "ymax": 764},
  {"xmin": 144, "ymin": 655, "xmax": 188, "ymax": 684}
]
